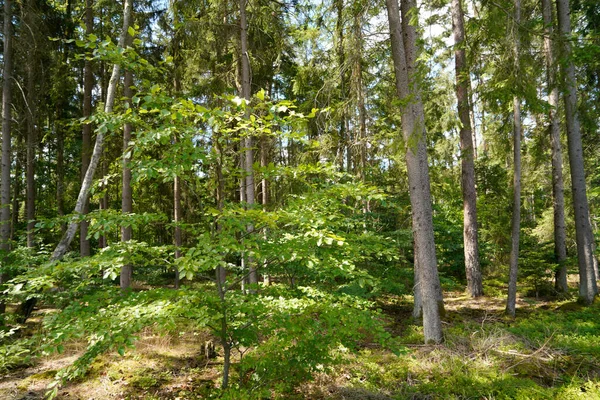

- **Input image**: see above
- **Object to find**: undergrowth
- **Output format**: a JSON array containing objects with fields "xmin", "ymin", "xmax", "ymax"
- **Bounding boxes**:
[{"xmin": 2, "ymin": 293, "xmax": 599, "ymax": 399}]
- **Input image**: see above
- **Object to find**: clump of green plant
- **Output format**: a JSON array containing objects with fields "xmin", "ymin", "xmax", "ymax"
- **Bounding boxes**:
[{"xmin": 0, "ymin": 330, "xmax": 33, "ymax": 374}]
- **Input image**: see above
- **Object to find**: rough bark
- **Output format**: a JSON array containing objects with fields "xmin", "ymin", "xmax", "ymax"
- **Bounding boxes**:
[
  {"xmin": 452, "ymin": 0, "xmax": 484, "ymax": 298},
  {"xmin": 506, "ymin": 0, "xmax": 522, "ymax": 317},
  {"xmin": 556, "ymin": 0, "xmax": 598, "ymax": 304},
  {"xmin": 51, "ymin": 0, "xmax": 133, "ymax": 261},
  {"xmin": 0, "ymin": 0, "xmax": 14, "ymax": 314},
  {"xmin": 121, "ymin": 69, "xmax": 134, "ymax": 290},
  {"xmin": 386, "ymin": 0, "xmax": 443, "ymax": 344},
  {"xmin": 542, "ymin": 0, "xmax": 568, "ymax": 292}
]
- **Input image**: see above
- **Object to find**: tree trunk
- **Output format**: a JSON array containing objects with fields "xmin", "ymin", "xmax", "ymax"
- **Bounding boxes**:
[
  {"xmin": 506, "ymin": 0, "xmax": 522, "ymax": 317},
  {"xmin": 452, "ymin": 0, "xmax": 484, "ymax": 298},
  {"xmin": 386, "ymin": 0, "xmax": 443, "ymax": 344},
  {"xmin": 0, "ymin": 0, "xmax": 13, "ymax": 314},
  {"xmin": 80, "ymin": 0, "xmax": 94, "ymax": 257},
  {"xmin": 240, "ymin": 0, "xmax": 257, "ymax": 287},
  {"xmin": 353, "ymin": 13, "xmax": 368, "ymax": 182},
  {"xmin": 541, "ymin": 0, "xmax": 568, "ymax": 292},
  {"xmin": 121, "ymin": 69, "xmax": 134, "ymax": 290},
  {"xmin": 26, "ymin": 26, "xmax": 37, "ymax": 249},
  {"xmin": 51, "ymin": 0, "xmax": 133, "ymax": 261},
  {"xmin": 11, "ymin": 136, "xmax": 23, "ymax": 242},
  {"xmin": 98, "ymin": 161, "xmax": 109, "ymax": 249},
  {"xmin": 261, "ymin": 134, "xmax": 270, "ymax": 285},
  {"xmin": 336, "ymin": 0, "xmax": 348, "ymax": 171},
  {"xmin": 56, "ymin": 120, "xmax": 65, "ymax": 234},
  {"xmin": 172, "ymin": 0, "xmax": 182, "ymax": 289},
  {"xmin": 556, "ymin": 0, "xmax": 598, "ymax": 304}
]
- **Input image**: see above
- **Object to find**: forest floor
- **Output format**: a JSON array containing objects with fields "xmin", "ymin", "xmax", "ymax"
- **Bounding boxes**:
[{"xmin": 1, "ymin": 279, "xmax": 600, "ymax": 399}]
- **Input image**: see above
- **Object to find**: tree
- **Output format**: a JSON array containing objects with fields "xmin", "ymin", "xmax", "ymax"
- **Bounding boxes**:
[
  {"xmin": 0, "ymin": 0, "xmax": 14, "ymax": 314},
  {"xmin": 451, "ymin": 0, "xmax": 483, "ymax": 298},
  {"xmin": 80, "ymin": 0, "xmax": 94, "ymax": 258},
  {"xmin": 506, "ymin": 0, "xmax": 523, "ymax": 318},
  {"xmin": 240, "ymin": 0, "xmax": 257, "ymax": 289},
  {"xmin": 541, "ymin": 0, "xmax": 568, "ymax": 292},
  {"xmin": 386, "ymin": 0, "xmax": 443, "ymax": 344},
  {"xmin": 52, "ymin": 0, "xmax": 134, "ymax": 261},
  {"xmin": 121, "ymin": 68, "xmax": 134, "ymax": 290},
  {"xmin": 556, "ymin": 0, "xmax": 598, "ymax": 304}
]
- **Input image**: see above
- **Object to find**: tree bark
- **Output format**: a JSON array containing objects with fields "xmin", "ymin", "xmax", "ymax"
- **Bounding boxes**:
[
  {"xmin": 121, "ymin": 69, "xmax": 134, "ymax": 290},
  {"xmin": 0, "ymin": 0, "xmax": 14, "ymax": 314},
  {"xmin": 556, "ymin": 0, "xmax": 598, "ymax": 304},
  {"xmin": 541, "ymin": 0, "xmax": 568, "ymax": 292},
  {"xmin": 386, "ymin": 0, "xmax": 443, "ymax": 344},
  {"xmin": 452, "ymin": 0, "xmax": 484, "ymax": 298},
  {"xmin": 506, "ymin": 0, "xmax": 522, "ymax": 317},
  {"xmin": 80, "ymin": 0, "xmax": 94, "ymax": 257},
  {"xmin": 51, "ymin": 0, "xmax": 133, "ymax": 261}
]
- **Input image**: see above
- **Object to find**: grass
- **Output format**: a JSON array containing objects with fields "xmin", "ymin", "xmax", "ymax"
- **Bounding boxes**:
[{"xmin": 1, "ymin": 284, "xmax": 600, "ymax": 399}]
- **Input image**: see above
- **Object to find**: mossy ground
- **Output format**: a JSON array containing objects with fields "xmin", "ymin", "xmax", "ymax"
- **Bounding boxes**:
[{"xmin": 1, "ymin": 281, "xmax": 599, "ymax": 399}]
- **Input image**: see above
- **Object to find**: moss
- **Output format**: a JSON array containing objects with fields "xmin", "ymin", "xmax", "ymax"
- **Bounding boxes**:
[{"xmin": 16, "ymin": 369, "xmax": 58, "ymax": 390}]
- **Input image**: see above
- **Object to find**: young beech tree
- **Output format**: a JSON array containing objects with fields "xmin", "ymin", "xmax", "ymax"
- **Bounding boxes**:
[{"xmin": 386, "ymin": 0, "xmax": 443, "ymax": 344}]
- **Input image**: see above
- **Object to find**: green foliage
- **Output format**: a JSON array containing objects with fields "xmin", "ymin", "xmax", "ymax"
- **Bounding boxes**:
[
  {"xmin": 0, "ymin": 328, "xmax": 33, "ymax": 374},
  {"xmin": 234, "ymin": 287, "xmax": 399, "ymax": 393},
  {"xmin": 519, "ymin": 233, "xmax": 558, "ymax": 298}
]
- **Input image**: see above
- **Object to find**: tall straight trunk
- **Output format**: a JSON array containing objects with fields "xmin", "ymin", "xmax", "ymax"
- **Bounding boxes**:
[
  {"xmin": 11, "ymin": 136, "xmax": 23, "ymax": 242},
  {"xmin": 386, "ymin": 0, "xmax": 443, "ymax": 344},
  {"xmin": 80, "ymin": 0, "xmax": 94, "ymax": 257},
  {"xmin": 56, "ymin": 0, "xmax": 73, "ymax": 236},
  {"xmin": 261, "ymin": 134, "xmax": 270, "ymax": 285},
  {"xmin": 0, "ymin": 0, "xmax": 14, "ymax": 314},
  {"xmin": 98, "ymin": 160, "xmax": 108, "ymax": 249},
  {"xmin": 401, "ymin": 0, "xmax": 444, "ymax": 316},
  {"xmin": 353, "ymin": 13, "xmax": 368, "ymax": 182},
  {"xmin": 336, "ymin": 0, "xmax": 347, "ymax": 170},
  {"xmin": 451, "ymin": 0, "xmax": 483, "ymax": 297},
  {"xmin": 240, "ymin": 0, "xmax": 257, "ymax": 287},
  {"xmin": 172, "ymin": 0, "xmax": 182, "ymax": 289},
  {"xmin": 57, "ymin": 121, "xmax": 65, "ymax": 233},
  {"xmin": 506, "ymin": 0, "xmax": 522, "ymax": 317},
  {"xmin": 215, "ymin": 130, "xmax": 226, "ymax": 286},
  {"xmin": 174, "ymin": 172, "xmax": 182, "ymax": 288},
  {"xmin": 121, "ymin": 70, "xmax": 134, "ymax": 290},
  {"xmin": 26, "ymin": 68, "xmax": 37, "ymax": 249},
  {"xmin": 51, "ymin": 0, "xmax": 133, "ymax": 261},
  {"xmin": 542, "ymin": 0, "xmax": 568, "ymax": 292},
  {"xmin": 556, "ymin": 0, "xmax": 598, "ymax": 304}
]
